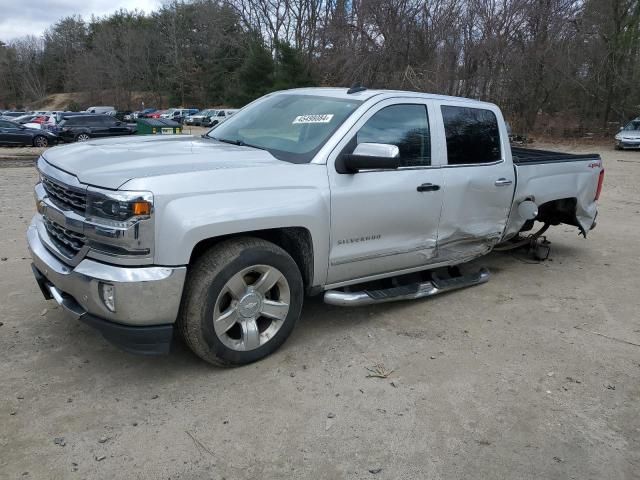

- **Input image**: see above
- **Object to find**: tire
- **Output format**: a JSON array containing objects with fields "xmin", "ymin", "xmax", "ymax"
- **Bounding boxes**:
[
  {"xmin": 76, "ymin": 133, "xmax": 90, "ymax": 142},
  {"xmin": 178, "ymin": 237, "xmax": 304, "ymax": 366},
  {"xmin": 33, "ymin": 136, "xmax": 48, "ymax": 148}
]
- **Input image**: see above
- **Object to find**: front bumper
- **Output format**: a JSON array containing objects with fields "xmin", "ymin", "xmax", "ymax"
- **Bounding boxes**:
[
  {"xmin": 616, "ymin": 139, "xmax": 640, "ymax": 149},
  {"xmin": 28, "ymin": 217, "xmax": 187, "ymax": 354}
]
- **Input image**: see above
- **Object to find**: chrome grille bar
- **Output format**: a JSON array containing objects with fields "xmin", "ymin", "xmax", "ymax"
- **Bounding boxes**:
[
  {"xmin": 42, "ymin": 175, "xmax": 87, "ymax": 215},
  {"xmin": 44, "ymin": 217, "xmax": 87, "ymax": 257}
]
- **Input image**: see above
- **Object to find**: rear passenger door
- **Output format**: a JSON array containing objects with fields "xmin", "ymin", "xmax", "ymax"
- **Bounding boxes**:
[
  {"xmin": 436, "ymin": 103, "xmax": 515, "ymax": 260},
  {"xmin": 84, "ymin": 116, "xmax": 104, "ymax": 136}
]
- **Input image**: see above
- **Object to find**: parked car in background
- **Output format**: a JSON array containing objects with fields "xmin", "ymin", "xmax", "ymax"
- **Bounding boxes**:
[
  {"xmin": 161, "ymin": 108, "xmax": 199, "ymax": 124},
  {"xmin": 13, "ymin": 114, "xmax": 45, "ymax": 125},
  {"xmin": 0, "ymin": 119, "xmax": 58, "ymax": 147},
  {"xmin": 147, "ymin": 110, "xmax": 167, "ymax": 119},
  {"xmin": 115, "ymin": 110, "xmax": 133, "ymax": 122},
  {"xmin": 57, "ymin": 114, "xmax": 136, "ymax": 142},
  {"xmin": 14, "ymin": 114, "xmax": 58, "ymax": 130},
  {"xmin": 2, "ymin": 111, "xmax": 28, "ymax": 118},
  {"xmin": 135, "ymin": 108, "xmax": 157, "ymax": 119},
  {"xmin": 85, "ymin": 106, "xmax": 116, "ymax": 115},
  {"xmin": 615, "ymin": 117, "xmax": 640, "ymax": 150},
  {"xmin": 203, "ymin": 109, "xmax": 238, "ymax": 127},
  {"xmin": 184, "ymin": 108, "xmax": 217, "ymax": 126}
]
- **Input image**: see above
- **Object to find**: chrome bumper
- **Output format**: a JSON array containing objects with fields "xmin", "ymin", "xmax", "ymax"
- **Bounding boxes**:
[{"xmin": 28, "ymin": 216, "xmax": 186, "ymax": 327}]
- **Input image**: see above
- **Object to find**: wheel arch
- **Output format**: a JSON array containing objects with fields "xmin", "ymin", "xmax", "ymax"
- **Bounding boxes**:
[{"xmin": 189, "ymin": 227, "xmax": 315, "ymax": 291}]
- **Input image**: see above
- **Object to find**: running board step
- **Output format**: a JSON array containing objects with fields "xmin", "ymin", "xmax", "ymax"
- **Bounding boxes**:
[{"xmin": 323, "ymin": 268, "xmax": 490, "ymax": 307}]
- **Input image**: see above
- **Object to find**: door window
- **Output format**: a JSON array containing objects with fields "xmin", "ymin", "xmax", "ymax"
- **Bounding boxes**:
[
  {"xmin": 441, "ymin": 106, "xmax": 501, "ymax": 165},
  {"xmin": 351, "ymin": 104, "xmax": 431, "ymax": 167}
]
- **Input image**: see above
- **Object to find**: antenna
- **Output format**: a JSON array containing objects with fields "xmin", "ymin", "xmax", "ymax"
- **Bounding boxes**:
[{"xmin": 347, "ymin": 83, "xmax": 367, "ymax": 94}]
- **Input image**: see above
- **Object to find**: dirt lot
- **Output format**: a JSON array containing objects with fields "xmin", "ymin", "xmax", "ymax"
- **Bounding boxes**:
[{"xmin": 1, "ymin": 143, "xmax": 639, "ymax": 479}]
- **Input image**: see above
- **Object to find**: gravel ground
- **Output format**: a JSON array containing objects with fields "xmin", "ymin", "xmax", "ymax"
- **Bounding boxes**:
[{"xmin": 0, "ymin": 144, "xmax": 638, "ymax": 480}]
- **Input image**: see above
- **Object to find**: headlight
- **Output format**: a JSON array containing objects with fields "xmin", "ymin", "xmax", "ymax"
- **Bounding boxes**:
[
  {"xmin": 86, "ymin": 189, "xmax": 153, "ymax": 224},
  {"xmin": 615, "ymin": 134, "xmax": 622, "ymax": 140}
]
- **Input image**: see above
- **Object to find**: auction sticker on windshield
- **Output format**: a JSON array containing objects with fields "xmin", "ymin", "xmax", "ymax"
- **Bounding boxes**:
[{"xmin": 293, "ymin": 114, "xmax": 334, "ymax": 124}]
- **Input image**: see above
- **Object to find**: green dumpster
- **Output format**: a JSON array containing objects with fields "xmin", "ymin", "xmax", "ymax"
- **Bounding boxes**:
[{"xmin": 136, "ymin": 118, "xmax": 182, "ymax": 135}]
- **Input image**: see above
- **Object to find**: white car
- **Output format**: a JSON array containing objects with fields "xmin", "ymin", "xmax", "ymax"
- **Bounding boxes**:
[
  {"xmin": 615, "ymin": 117, "xmax": 640, "ymax": 150},
  {"xmin": 203, "ymin": 109, "xmax": 238, "ymax": 127},
  {"xmin": 184, "ymin": 109, "xmax": 217, "ymax": 126},
  {"xmin": 85, "ymin": 106, "xmax": 116, "ymax": 115}
]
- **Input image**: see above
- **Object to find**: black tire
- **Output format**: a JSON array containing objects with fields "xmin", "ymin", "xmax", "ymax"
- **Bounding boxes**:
[
  {"xmin": 178, "ymin": 237, "xmax": 304, "ymax": 366},
  {"xmin": 33, "ymin": 135, "xmax": 48, "ymax": 148}
]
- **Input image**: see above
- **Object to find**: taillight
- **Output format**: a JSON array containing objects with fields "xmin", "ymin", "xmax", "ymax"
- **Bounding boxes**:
[{"xmin": 595, "ymin": 169, "xmax": 604, "ymax": 201}]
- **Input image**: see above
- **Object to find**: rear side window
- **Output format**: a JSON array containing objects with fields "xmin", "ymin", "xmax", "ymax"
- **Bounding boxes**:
[
  {"xmin": 441, "ymin": 106, "xmax": 501, "ymax": 165},
  {"xmin": 355, "ymin": 104, "xmax": 431, "ymax": 167}
]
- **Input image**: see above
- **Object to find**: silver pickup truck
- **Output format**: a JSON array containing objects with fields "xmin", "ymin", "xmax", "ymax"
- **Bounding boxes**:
[{"xmin": 28, "ymin": 87, "xmax": 604, "ymax": 365}]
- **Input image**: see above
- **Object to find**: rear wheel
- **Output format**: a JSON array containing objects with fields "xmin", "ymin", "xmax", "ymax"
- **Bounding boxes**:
[
  {"xmin": 33, "ymin": 136, "xmax": 48, "ymax": 148},
  {"xmin": 178, "ymin": 237, "xmax": 304, "ymax": 366},
  {"xmin": 76, "ymin": 133, "xmax": 90, "ymax": 142}
]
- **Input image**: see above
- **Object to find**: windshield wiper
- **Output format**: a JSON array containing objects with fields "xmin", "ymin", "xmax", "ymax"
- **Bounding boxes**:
[{"xmin": 212, "ymin": 137, "xmax": 266, "ymax": 151}]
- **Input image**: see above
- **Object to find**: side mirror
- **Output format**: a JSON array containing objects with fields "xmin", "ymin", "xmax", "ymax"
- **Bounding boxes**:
[{"xmin": 338, "ymin": 143, "xmax": 400, "ymax": 173}]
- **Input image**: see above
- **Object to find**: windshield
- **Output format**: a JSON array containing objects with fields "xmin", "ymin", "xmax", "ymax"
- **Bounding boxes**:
[
  {"xmin": 623, "ymin": 120, "xmax": 640, "ymax": 131},
  {"xmin": 207, "ymin": 94, "xmax": 362, "ymax": 163}
]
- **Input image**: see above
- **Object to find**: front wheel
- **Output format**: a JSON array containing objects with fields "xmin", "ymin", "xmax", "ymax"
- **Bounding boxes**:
[
  {"xmin": 76, "ymin": 133, "xmax": 90, "ymax": 142},
  {"xmin": 178, "ymin": 237, "xmax": 304, "ymax": 366}
]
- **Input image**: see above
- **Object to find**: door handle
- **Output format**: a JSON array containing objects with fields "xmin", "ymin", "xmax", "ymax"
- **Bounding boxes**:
[
  {"xmin": 417, "ymin": 183, "xmax": 440, "ymax": 192},
  {"xmin": 495, "ymin": 178, "xmax": 513, "ymax": 187}
]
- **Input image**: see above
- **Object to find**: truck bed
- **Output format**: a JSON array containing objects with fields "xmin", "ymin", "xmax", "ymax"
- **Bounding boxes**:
[{"xmin": 511, "ymin": 146, "xmax": 600, "ymax": 164}]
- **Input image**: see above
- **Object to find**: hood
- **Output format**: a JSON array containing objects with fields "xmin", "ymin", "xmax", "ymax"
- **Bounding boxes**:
[{"xmin": 42, "ymin": 134, "xmax": 286, "ymax": 189}]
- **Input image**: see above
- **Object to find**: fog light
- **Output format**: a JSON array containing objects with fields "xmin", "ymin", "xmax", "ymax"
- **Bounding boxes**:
[{"xmin": 99, "ymin": 282, "xmax": 116, "ymax": 312}]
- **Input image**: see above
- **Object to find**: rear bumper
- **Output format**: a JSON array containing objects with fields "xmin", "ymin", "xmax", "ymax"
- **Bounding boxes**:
[{"xmin": 28, "ymin": 218, "xmax": 186, "ymax": 355}]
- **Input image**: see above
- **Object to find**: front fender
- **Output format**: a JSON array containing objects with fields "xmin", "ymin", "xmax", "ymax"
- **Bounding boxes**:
[{"xmin": 155, "ymin": 187, "xmax": 331, "ymax": 285}]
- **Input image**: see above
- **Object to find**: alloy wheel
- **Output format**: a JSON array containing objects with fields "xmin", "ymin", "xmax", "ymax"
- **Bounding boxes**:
[
  {"xmin": 212, "ymin": 265, "xmax": 290, "ymax": 351},
  {"xmin": 34, "ymin": 136, "xmax": 48, "ymax": 147}
]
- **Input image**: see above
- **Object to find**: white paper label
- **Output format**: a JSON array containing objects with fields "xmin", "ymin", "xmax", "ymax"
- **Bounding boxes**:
[{"xmin": 292, "ymin": 114, "xmax": 334, "ymax": 124}]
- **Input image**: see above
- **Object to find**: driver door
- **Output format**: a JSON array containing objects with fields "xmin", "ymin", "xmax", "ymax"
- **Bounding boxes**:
[{"xmin": 326, "ymin": 99, "xmax": 444, "ymax": 286}]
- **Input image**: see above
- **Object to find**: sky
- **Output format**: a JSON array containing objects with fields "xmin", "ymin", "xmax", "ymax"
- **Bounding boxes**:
[{"xmin": 0, "ymin": 0, "xmax": 161, "ymax": 42}]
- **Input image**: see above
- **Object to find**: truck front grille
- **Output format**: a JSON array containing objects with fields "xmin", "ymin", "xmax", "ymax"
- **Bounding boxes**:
[
  {"xmin": 44, "ymin": 218, "xmax": 87, "ymax": 257},
  {"xmin": 42, "ymin": 176, "xmax": 87, "ymax": 215}
]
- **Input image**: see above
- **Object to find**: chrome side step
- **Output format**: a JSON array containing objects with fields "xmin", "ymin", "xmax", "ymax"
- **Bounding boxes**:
[{"xmin": 323, "ymin": 268, "xmax": 490, "ymax": 307}]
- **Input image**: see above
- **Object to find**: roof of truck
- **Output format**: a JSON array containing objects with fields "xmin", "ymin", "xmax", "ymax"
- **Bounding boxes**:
[{"xmin": 282, "ymin": 87, "xmax": 496, "ymax": 106}]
